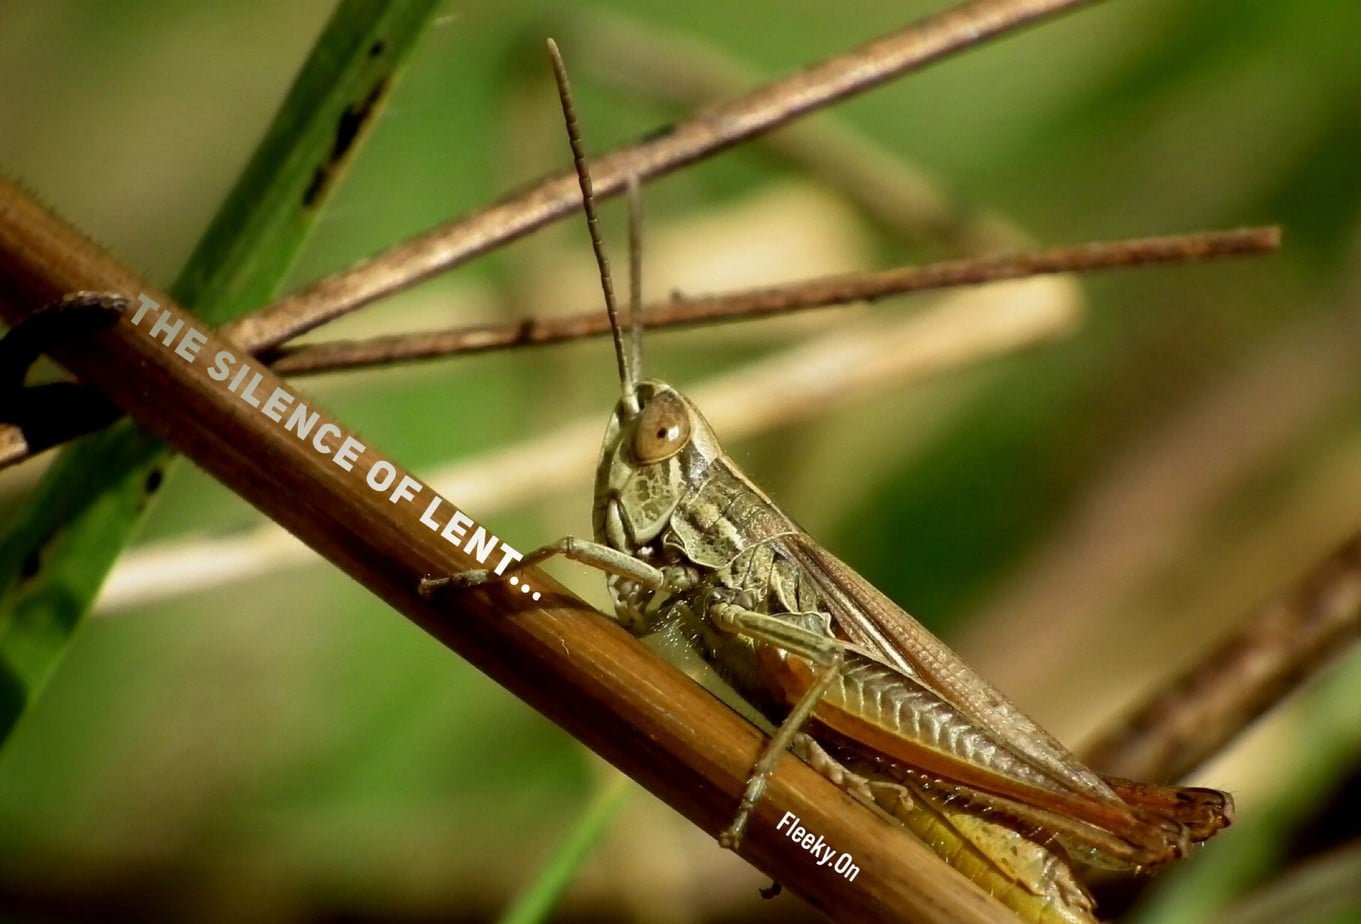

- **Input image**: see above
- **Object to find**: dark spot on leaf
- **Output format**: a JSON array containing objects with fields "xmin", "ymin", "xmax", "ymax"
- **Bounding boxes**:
[
  {"xmin": 302, "ymin": 76, "xmax": 392, "ymax": 208},
  {"xmin": 368, "ymin": 40, "xmax": 386, "ymax": 58},
  {"xmin": 145, "ymin": 467, "xmax": 163, "ymax": 493},
  {"xmin": 331, "ymin": 77, "xmax": 388, "ymax": 163},
  {"xmin": 0, "ymin": 662, "xmax": 28, "ymax": 740},
  {"xmin": 20, "ymin": 549, "xmax": 39, "ymax": 579},
  {"xmin": 301, "ymin": 167, "xmax": 327, "ymax": 207}
]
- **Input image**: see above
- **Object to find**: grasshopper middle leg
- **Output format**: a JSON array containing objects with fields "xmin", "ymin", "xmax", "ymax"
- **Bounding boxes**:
[{"xmin": 709, "ymin": 601, "xmax": 847, "ymax": 849}]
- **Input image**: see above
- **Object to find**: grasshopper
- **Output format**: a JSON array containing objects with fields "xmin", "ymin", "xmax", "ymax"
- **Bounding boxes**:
[{"xmin": 424, "ymin": 41, "xmax": 1234, "ymax": 924}]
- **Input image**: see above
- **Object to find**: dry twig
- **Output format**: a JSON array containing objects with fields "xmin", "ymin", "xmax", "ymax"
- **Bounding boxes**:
[
  {"xmin": 1082, "ymin": 531, "xmax": 1361, "ymax": 783},
  {"xmin": 574, "ymin": 10, "xmax": 1022, "ymax": 254},
  {"xmin": 270, "ymin": 228, "xmax": 1276, "ymax": 374}
]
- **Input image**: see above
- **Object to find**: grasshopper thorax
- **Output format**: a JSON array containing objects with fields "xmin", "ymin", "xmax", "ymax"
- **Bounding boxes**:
[{"xmin": 593, "ymin": 380, "xmax": 724, "ymax": 554}]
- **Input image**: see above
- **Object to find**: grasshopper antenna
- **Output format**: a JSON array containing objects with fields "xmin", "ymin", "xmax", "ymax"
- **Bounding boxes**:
[
  {"xmin": 625, "ymin": 173, "xmax": 646, "ymax": 386},
  {"xmin": 547, "ymin": 39, "xmax": 639, "ymax": 413}
]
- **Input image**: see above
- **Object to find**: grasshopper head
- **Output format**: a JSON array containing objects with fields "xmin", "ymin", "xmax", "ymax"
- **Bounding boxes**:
[
  {"xmin": 544, "ymin": 46, "xmax": 712, "ymax": 555},
  {"xmin": 593, "ymin": 380, "xmax": 723, "ymax": 552}
]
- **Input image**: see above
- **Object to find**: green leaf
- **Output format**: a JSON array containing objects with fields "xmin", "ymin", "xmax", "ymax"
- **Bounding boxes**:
[
  {"xmin": 0, "ymin": 0, "xmax": 443, "ymax": 742},
  {"xmin": 498, "ymin": 775, "xmax": 632, "ymax": 924}
]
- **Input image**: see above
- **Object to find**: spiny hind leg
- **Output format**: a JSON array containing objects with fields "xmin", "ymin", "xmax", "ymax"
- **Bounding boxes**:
[{"xmin": 708, "ymin": 602, "xmax": 846, "ymax": 849}]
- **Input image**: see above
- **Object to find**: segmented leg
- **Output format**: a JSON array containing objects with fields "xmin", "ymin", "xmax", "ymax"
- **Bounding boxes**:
[
  {"xmin": 419, "ymin": 536, "xmax": 676, "ymax": 597},
  {"xmin": 708, "ymin": 601, "xmax": 846, "ymax": 849}
]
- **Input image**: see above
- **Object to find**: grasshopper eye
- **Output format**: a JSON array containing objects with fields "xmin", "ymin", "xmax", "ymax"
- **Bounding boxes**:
[{"xmin": 632, "ymin": 392, "xmax": 692, "ymax": 463}]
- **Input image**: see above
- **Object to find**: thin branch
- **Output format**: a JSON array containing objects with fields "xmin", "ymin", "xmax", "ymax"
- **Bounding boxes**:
[
  {"xmin": 574, "ymin": 10, "xmax": 1024, "ymax": 254},
  {"xmin": 266, "ymin": 227, "xmax": 1278, "ymax": 375},
  {"xmin": 0, "ymin": 226, "xmax": 1278, "ymax": 470},
  {"xmin": 222, "ymin": 0, "xmax": 1106, "ymax": 353},
  {"xmin": 0, "ymin": 170, "xmax": 1016, "ymax": 924},
  {"xmin": 1082, "ymin": 530, "xmax": 1361, "ymax": 783},
  {"xmin": 100, "ymin": 274, "xmax": 1082, "ymax": 611}
]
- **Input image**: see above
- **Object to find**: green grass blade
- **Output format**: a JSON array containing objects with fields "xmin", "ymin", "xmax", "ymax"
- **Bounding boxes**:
[
  {"xmin": 498, "ymin": 776, "xmax": 633, "ymax": 924},
  {"xmin": 0, "ymin": 0, "xmax": 443, "ymax": 742}
]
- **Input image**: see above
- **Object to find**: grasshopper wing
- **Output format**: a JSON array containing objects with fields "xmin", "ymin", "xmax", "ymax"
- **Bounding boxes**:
[
  {"xmin": 780, "ymin": 535, "xmax": 1117, "ymax": 802},
  {"xmin": 775, "ymin": 535, "xmax": 1231, "ymax": 862}
]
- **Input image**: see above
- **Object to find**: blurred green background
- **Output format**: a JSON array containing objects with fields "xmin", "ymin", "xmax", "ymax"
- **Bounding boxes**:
[{"xmin": 2, "ymin": 1, "xmax": 1360, "ymax": 921}]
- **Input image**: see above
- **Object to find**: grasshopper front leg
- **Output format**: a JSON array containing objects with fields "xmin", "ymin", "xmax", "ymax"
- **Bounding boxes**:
[
  {"xmin": 709, "ymin": 601, "xmax": 847, "ymax": 849},
  {"xmin": 419, "ymin": 536, "xmax": 676, "ymax": 597}
]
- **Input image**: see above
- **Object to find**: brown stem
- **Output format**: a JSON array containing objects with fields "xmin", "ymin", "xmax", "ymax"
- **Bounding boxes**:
[
  {"xmin": 267, "ymin": 227, "xmax": 1279, "ymax": 374},
  {"xmin": 0, "ymin": 175, "xmax": 1017, "ymax": 924},
  {"xmin": 1082, "ymin": 531, "xmax": 1361, "ymax": 783},
  {"xmin": 222, "ymin": 0, "xmax": 1106, "ymax": 354}
]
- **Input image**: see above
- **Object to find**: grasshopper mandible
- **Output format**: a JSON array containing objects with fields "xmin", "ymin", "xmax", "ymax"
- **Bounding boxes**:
[{"xmin": 423, "ymin": 41, "xmax": 1234, "ymax": 924}]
